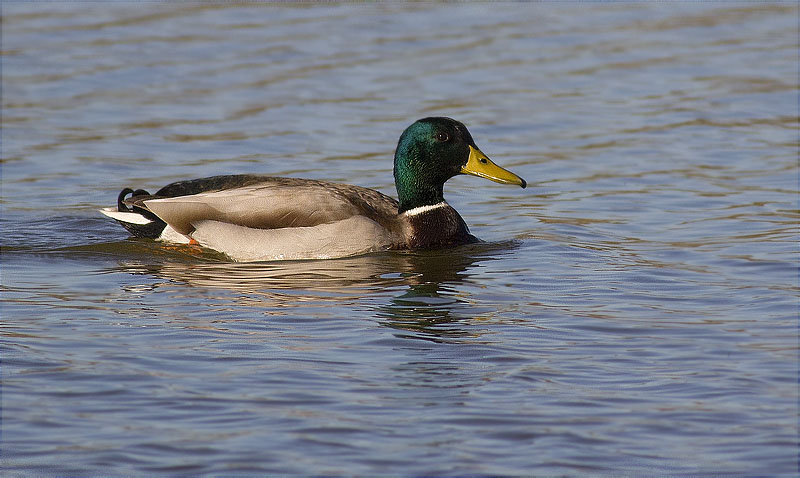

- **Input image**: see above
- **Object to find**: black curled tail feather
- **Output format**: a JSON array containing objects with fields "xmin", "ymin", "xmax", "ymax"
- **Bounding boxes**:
[
  {"xmin": 117, "ymin": 188, "xmax": 134, "ymax": 211},
  {"xmin": 117, "ymin": 188, "xmax": 152, "ymax": 212},
  {"xmin": 114, "ymin": 187, "xmax": 167, "ymax": 239}
]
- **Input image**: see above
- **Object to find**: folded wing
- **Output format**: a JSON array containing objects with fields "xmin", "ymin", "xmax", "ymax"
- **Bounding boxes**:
[{"xmin": 144, "ymin": 184, "xmax": 371, "ymax": 234}]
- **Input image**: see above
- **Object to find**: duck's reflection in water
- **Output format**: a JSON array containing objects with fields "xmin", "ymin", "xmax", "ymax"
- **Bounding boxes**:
[
  {"xmin": 115, "ymin": 241, "xmax": 518, "ymax": 341},
  {"xmin": 374, "ymin": 246, "xmax": 506, "ymax": 343}
]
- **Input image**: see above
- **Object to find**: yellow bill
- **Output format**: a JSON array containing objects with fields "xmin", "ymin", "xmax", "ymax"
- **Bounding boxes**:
[{"xmin": 461, "ymin": 145, "xmax": 526, "ymax": 188}]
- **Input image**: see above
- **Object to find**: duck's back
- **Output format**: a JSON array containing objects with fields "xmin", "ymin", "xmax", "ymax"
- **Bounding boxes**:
[{"xmin": 144, "ymin": 175, "xmax": 399, "ymax": 233}]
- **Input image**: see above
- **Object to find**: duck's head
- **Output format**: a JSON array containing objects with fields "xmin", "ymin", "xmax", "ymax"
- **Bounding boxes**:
[{"xmin": 393, "ymin": 117, "xmax": 526, "ymax": 213}]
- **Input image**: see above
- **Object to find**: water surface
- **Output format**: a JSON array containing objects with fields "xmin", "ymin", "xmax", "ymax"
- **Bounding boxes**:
[{"xmin": 2, "ymin": 3, "xmax": 798, "ymax": 476}]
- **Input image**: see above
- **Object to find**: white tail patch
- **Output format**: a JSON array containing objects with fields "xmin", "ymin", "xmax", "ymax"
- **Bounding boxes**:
[
  {"xmin": 99, "ymin": 207, "xmax": 152, "ymax": 225},
  {"xmin": 157, "ymin": 224, "xmax": 191, "ymax": 244}
]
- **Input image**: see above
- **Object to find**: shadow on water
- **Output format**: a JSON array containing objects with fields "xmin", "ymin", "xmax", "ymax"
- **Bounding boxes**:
[{"xmin": 65, "ymin": 237, "xmax": 521, "ymax": 342}]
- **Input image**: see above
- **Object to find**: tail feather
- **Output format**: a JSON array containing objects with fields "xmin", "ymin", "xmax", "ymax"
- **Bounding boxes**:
[{"xmin": 101, "ymin": 188, "xmax": 167, "ymax": 238}]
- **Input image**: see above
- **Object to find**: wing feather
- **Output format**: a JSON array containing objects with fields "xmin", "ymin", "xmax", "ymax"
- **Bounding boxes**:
[{"xmin": 143, "ymin": 180, "xmax": 399, "ymax": 235}]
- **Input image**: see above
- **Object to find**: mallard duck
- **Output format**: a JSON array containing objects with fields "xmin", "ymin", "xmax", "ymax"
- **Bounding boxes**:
[{"xmin": 100, "ymin": 117, "xmax": 526, "ymax": 261}]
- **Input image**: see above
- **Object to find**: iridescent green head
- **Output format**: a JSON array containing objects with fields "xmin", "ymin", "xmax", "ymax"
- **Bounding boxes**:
[{"xmin": 392, "ymin": 117, "xmax": 526, "ymax": 213}]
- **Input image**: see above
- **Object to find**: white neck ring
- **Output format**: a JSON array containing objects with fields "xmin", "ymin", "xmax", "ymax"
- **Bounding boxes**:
[{"xmin": 402, "ymin": 201, "xmax": 448, "ymax": 217}]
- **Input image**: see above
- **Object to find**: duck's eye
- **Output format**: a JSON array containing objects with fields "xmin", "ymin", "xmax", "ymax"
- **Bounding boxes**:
[{"xmin": 434, "ymin": 132, "xmax": 450, "ymax": 142}]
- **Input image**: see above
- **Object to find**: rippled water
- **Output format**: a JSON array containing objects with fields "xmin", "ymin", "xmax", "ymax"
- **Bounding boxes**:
[{"xmin": 2, "ymin": 3, "xmax": 798, "ymax": 476}]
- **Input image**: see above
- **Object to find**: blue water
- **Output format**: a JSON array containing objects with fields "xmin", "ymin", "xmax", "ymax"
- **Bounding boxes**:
[{"xmin": 2, "ymin": 3, "xmax": 798, "ymax": 476}]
